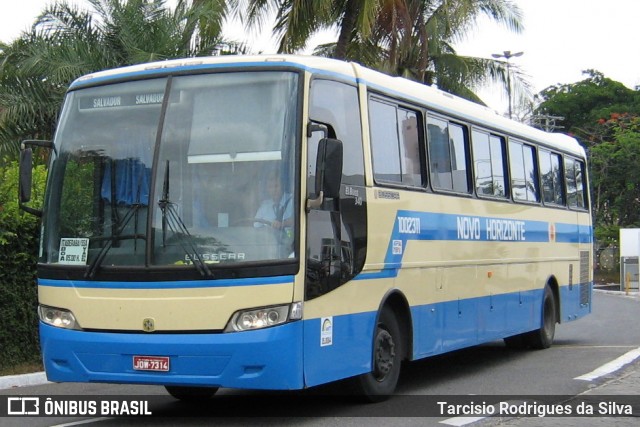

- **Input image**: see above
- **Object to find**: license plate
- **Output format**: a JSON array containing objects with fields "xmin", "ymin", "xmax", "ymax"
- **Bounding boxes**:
[{"xmin": 133, "ymin": 356, "xmax": 170, "ymax": 372}]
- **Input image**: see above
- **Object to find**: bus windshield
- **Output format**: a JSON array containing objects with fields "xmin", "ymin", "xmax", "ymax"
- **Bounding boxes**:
[{"xmin": 41, "ymin": 71, "xmax": 299, "ymax": 274}]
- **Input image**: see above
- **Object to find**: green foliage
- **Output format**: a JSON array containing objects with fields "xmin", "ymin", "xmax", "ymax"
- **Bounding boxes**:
[
  {"xmin": 240, "ymin": 0, "xmax": 528, "ymax": 104},
  {"xmin": 0, "ymin": 0, "xmax": 237, "ymax": 160},
  {"xmin": 536, "ymin": 71, "xmax": 640, "ymax": 253},
  {"xmin": 590, "ymin": 115, "xmax": 640, "ymax": 231},
  {"xmin": 536, "ymin": 70, "xmax": 640, "ymax": 146},
  {"xmin": 0, "ymin": 162, "xmax": 47, "ymax": 369}
]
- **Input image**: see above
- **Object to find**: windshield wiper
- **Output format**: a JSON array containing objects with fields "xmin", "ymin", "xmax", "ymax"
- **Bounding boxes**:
[
  {"xmin": 84, "ymin": 203, "xmax": 145, "ymax": 279},
  {"xmin": 158, "ymin": 160, "xmax": 213, "ymax": 278},
  {"xmin": 84, "ymin": 160, "xmax": 147, "ymax": 279}
]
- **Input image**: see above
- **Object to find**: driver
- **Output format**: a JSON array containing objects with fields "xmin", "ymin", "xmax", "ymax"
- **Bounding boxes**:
[{"xmin": 254, "ymin": 172, "xmax": 293, "ymax": 229}]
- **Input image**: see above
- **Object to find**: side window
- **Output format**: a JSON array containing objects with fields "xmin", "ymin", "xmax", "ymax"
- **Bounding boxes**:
[
  {"xmin": 489, "ymin": 135, "xmax": 507, "ymax": 197},
  {"xmin": 369, "ymin": 97, "xmax": 422, "ymax": 187},
  {"xmin": 370, "ymin": 100, "xmax": 401, "ymax": 183},
  {"xmin": 472, "ymin": 130, "xmax": 507, "ymax": 197},
  {"xmin": 565, "ymin": 157, "xmax": 587, "ymax": 209},
  {"xmin": 540, "ymin": 149, "xmax": 565, "ymax": 206},
  {"xmin": 399, "ymin": 109, "xmax": 421, "ymax": 186},
  {"xmin": 428, "ymin": 116, "xmax": 470, "ymax": 193},
  {"xmin": 306, "ymin": 79, "xmax": 367, "ymax": 301},
  {"xmin": 575, "ymin": 160, "xmax": 586, "ymax": 208},
  {"xmin": 509, "ymin": 140, "xmax": 539, "ymax": 202}
]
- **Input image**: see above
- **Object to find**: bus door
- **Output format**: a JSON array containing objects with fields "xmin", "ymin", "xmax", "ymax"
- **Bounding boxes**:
[{"xmin": 303, "ymin": 78, "xmax": 368, "ymax": 386}]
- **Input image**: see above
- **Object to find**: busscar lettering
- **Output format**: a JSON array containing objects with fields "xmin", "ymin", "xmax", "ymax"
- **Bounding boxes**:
[{"xmin": 185, "ymin": 252, "xmax": 246, "ymax": 262}]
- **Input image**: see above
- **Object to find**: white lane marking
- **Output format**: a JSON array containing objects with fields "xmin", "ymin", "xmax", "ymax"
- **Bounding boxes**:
[
  {"xmin": 574, "ymin": 346, "xmax": 640, "ymax": 381},
  {"xmin": 439, "ymin": 402, "xmax": 500, "ymax": 426},
  {"xmin": 440, "ymin": 416, "xmax": 487, "ymax": 426},
  {"xmin": 50, "ymin": 418, "xmax": 113, "ymax": 427}
]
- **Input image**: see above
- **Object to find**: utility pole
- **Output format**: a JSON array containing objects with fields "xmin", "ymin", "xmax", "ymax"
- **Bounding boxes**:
[
  {"xmin": 492, "ymin": 50, "xmax": 523, "ymax": 119},
  {"xmin": 531, "ymin": 114, "xmax": 565, "ymax": 132}
]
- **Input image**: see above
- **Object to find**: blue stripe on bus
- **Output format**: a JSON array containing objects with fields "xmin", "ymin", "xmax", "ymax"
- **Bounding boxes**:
[
  {"xmin": 38, "ymin": 275, "xmax": 295, "ymax": 289},
  {"xmin": 355, "ymin": 211, "xmax": 592, "ymax": 281}
]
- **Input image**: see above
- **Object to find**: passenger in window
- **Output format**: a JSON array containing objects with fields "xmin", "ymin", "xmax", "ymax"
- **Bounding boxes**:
[{"xmin": 254, "ymin": 172, "xmax": 293, "ymax": 229}]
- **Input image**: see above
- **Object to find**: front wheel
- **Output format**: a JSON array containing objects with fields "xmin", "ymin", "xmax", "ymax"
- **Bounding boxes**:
[{"xmin": 350, "ymin": 308, "xmax": 403, "ymax": 402}]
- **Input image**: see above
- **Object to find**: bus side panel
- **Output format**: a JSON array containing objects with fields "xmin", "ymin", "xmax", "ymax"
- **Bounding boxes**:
[
  {"xmin": 411, "ymin": 288, "xmax": 543, "ymax": 360},
  {"xmin": 302, "ymin": 311, "xmax": 376, "ymax": 388},
  {"xmin": 559, "ymin": 282, "xmax": 593, "ymax": 322}
]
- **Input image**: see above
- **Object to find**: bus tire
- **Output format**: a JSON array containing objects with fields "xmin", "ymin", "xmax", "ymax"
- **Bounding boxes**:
[
  {"xmin": 524, "ymin": 285, "xmax": 557, "ymax": 349},
  {"xmin": 351, "ymin": 307, "xmax": 402, "ymax": 402},
  {"xmin": 165, "ymin": 385, "xmax": 219, "ymax": 401}
]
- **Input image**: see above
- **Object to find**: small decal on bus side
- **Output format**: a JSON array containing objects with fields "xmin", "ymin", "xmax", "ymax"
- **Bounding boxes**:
[
  {"xmin": 392, "ymin": 240, "xmax": 403, "ymax": 255},
  {"xmin": 321, "ymin": 317, "xmax": 333, "ymax": 347}
]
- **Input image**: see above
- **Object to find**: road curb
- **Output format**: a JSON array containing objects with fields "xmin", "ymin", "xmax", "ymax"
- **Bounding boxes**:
[
  {"xmin": 0, "ymin": 372, "xmax": 49, "ymax": 391},
  {"xmin": 594, "ymin": 288, "xmax": 640, "ymax": 298}
]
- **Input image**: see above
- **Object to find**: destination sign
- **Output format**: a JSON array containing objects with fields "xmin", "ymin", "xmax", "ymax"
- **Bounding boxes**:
[{"xmin": 78, "ymin": 92, "xmax": 166, "ymax": 110}]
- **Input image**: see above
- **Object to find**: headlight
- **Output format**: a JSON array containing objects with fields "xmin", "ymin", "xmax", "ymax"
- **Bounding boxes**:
[
  {"xmin": 38, "ymin": 305, "xmax": 81, "ymax": 330},
  {"xmin": 225, "ymin": 302, "xmax": 303, "ymax": 332}
]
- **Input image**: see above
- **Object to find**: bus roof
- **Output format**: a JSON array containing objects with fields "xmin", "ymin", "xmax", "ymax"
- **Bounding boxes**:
[{"xmin": 71, "ymin": 54, "xmax": 585, "ymax": 158}]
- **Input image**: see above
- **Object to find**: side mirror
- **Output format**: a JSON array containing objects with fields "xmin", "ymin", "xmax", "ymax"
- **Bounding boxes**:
[
  {"xmin": 18, "ymin": 139, "xmax": 54, "ymax": 217},
  {"xmin": 307, "ymin": 138, "xmax": 343, "ymax": 211},
  {"xmin": 19, "ymin": 148, "xmax": 33, "ymax": 204}
]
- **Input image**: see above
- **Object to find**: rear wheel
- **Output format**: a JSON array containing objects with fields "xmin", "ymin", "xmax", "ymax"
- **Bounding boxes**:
[
  {"xmin": 350, "ymin": 308, "xmax": 403, "ymax": 402},
  {"xmin": 524, "ymin": 284, "xmax": 557, "ymax": 349},
  {"xmin": 165, "ymin": 385, "xmax": 219, "ymax": 401},
  {"xmin": 503, "ymin": 284, "xmax": 557, "ymax": 350}
]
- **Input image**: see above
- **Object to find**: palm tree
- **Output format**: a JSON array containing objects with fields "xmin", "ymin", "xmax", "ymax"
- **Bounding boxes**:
[
  {"xmin": 0, "ymin": 0, "xmax": 235, "ymax": 159},
  {"xmin": 236, "ymin": 0, "xmax": 529, "ymax": 105}
]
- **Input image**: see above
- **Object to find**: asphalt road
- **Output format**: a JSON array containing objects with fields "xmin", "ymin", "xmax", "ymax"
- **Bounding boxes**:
[{"xmin": 1, "ymin": 290, "xmax": 639, "ymax": 426}]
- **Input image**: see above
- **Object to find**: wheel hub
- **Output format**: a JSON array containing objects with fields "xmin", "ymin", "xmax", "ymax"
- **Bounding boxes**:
[{"xmin": 373, "ymin": 329, "xmax": 395, "ymax": 380}]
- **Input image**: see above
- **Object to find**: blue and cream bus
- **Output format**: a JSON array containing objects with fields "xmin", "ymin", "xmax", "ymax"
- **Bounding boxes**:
[{"xmin": 20, "ymin": 55, "xmax": 592, "ymax": 401}]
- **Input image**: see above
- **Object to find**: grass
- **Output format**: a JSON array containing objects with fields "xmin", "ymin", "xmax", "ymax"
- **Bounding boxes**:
[{"xmin": 0, "ymin": 361, "xmax": 43, "ymax": 377}]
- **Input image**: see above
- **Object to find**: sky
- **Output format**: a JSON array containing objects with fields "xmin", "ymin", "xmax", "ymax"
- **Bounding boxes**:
[{"xmin": 1, "ymin": 0, "xmax": 639, "ymax": 114}]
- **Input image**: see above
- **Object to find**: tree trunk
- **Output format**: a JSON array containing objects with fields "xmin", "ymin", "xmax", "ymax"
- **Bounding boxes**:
[{"xmin": 335, "ymin": 0, "xmax": 360, "ymax": 60}]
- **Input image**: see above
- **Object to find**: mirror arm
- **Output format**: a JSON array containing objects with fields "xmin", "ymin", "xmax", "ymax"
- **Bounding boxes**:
[
  {"xmin": 306, "ymin": 191, "xmax": 324, "ymax": 212},
  {"xmin": 19, "ymin": 204, "xmax": 43, "ymax": 217},
  {"xmin": 307, "ymin": 122, "xmax": 328, "ymax": 138}
]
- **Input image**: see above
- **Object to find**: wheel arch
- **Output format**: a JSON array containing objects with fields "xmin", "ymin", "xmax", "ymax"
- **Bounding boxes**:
[
  {"xmin": 377, "ymin": 289, "xmax": 413, "ymax": 361},
  {"xmin": 546, "ymin": 275, "xmax": 561, "ymax": 324}
]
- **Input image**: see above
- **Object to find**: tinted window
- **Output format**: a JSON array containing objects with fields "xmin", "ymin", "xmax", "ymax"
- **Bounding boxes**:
[
  {"xmin": 540, "ymin": 149, "xmax": 565, "ymax": 205},
  {"xmin": 370, "ymin": 100, "xmax": 401, "ymax": 183},
  {"xmin": 565, "ymin": 157, "xmax": 587, "ymax": 209},
  {"xmin": 472, "ymin": 130, "xmax": 506, "ymax": 197},
  {"xmin": 509, "ymin": 140, "xmax": 539, "ymax": 202},
  {"xmin": 370, "ymin": 98, "xmax": 421, "ymax": 186},
  {"xmin": 398, "ymin": 109, "xmax": 421, "ymax": 186},
  {"xmin": 489, "ymin": 135, "xmax": 507, "ymax": 197},
  {"xmin": 428, "ymin": 117, "xmax": 469, "ymax": 193}
]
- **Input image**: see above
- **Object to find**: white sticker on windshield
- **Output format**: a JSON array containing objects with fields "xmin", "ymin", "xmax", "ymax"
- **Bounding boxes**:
[{"xmin": 59, "ymin": 238, "xmax": 89, "ymax": 265}]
